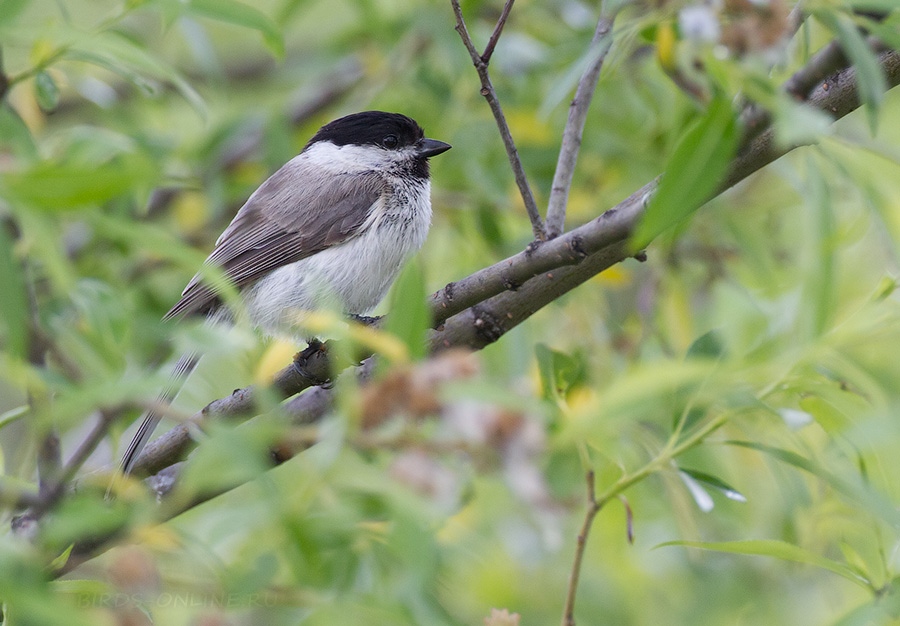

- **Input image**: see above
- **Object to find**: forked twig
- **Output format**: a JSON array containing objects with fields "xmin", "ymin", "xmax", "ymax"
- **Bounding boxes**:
[
  {"xmin": 450, "ymin": 0, "xmax": 547, "ymax": 241},
  {"xmin": 481, "ymin": 0, "xmax": 515, "ymax": 64}
]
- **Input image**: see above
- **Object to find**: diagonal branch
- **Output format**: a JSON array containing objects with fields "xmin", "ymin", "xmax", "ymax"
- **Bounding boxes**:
[
  {"xmin": 481, "ymin": 0, "xmax": 515, "ymax": 64},
  {"xmin": 741, "ymin": 35, "xmax": 889, "ymax": 150},
  {"xmin": 430, "ymin": 49, "xmax": 900, "ymax": 350},
  {"xmin": 545, "ymin": 9, "xmax": 618, "ymax": 238},
  {"xmin": 129, "ymin": 48, "xmax": 900, "ymax": 483},
  {"xmin": 30, "ymin": 407, "xmax": 124, "ymax": 517},
  {"xmin": 61, "ymin": 47, "xmax": 900, "ymax": 573},
  {"xmin": 451, "ymin": 0, "xmax": 546, "ymax": 241}
]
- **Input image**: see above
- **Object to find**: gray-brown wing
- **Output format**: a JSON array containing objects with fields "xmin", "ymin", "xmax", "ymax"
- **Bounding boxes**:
[{"xmin": 165, "ymin": 160, "xmax": 383, "ymax": 319}]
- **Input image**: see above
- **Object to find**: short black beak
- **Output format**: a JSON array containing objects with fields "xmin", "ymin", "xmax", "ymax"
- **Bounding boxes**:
[{"xmin": 417, "ymin": 138, "xmax": 452, "ymax": 158}]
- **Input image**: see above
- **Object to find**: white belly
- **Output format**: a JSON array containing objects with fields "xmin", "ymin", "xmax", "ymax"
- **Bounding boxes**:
[{"xmin": 241, "ymin": 183, "xmax": 431, "ymax": 337}]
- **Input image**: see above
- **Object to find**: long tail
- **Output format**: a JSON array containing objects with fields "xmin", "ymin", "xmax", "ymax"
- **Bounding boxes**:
[{"xmin": 120, "ymin": 352, "xmax": 199, "ymax": 475}]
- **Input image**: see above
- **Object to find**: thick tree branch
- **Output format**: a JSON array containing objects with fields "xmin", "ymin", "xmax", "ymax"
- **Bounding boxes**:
[
  {"xmin": 434, "ymin": 50, "xmax": 900, "ymax": 349},
  {"xmin": 741, "ymin": 35, "xmax": 889, "ymax": 150},
  {"xmin": 60, "ymin": 47, "xmax": 900, "ymax": 576},
  {"xmin": 451, "ymin": 0, "xmax": 546, "ymax": 240},
  {"xmin": 130, "ymin": 346, "xmax": 335, "ymax": 476},
  {"xmin": 129, "ymin": 49, "xmax": 900, "ymax": 484},
  {"xmin": 545, "ymin": 10, "xmax": 617, "ymax": 238}
]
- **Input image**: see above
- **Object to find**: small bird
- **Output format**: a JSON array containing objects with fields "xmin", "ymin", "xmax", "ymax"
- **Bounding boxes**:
[{"xmin": 120, "ymin": 111, "xmax": 451, "ymax": 474}]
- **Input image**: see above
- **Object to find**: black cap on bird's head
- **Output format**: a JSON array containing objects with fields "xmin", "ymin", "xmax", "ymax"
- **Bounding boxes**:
[{"xmin": 306, "ymin": 111, "xmax": 451, "ymax": 160}]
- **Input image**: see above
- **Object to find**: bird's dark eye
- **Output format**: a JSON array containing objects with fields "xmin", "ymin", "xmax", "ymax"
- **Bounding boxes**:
[{"xmin": 382, "ymin": 135, "xmax": 399, "ymax": 149}]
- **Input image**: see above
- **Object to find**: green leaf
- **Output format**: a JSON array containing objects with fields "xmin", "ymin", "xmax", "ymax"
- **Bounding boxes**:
[
  {"xmin": 724, "ymin": 440, "xmax": 900, "ymax": 527},
  {"xmin": 685, "ymin": 329, "xmax": 724, "ymax": 359},
  {"xmin": 0, "ymin": 0, "xmax": 28, "ymax": 28},
  {"xmin": 385, "ymin": 260, "xmax": 430, "ymax": 361},
  {"xmin": 33, "ymin": 71, "xmax": 59, "ymax": 112},
  {"xmin": 67, "ymin": 31, "xmax": 207, "ymax": 118},
  {"xmin": 805, "ymin": 154, "xmax": 836, "ymax": 336},
  {"xmin": 535, "ymin": 343, "xmax": 586, "ymax": 401},
  {"xmin": 631, "ymin": 94, "xmax": 740, "ymax": 250},
  {"xmin": 0, "ymin": 405, "xmax": 29, "ymax": 430},
  {"xmin": 679, "ymin": 468, "xmax": 747, "ymax": 502},
  {"xmin": 832, "ymin": 576, "xmax": 900, "ymax": 625},
  {"xmin": 861, "ymin": 20, "xmax": 900, "ymax": 68},
  {"xmin": 47, "ymin": 544, "xmax": 73, "ymax": 570},
  {"xmin": 656, "ymin": 540, "xmax": 871, "ymax": 589},
  {"xmin": 817, "ymin": 11, "xmax": 887, "ymax": 134},
  {"xmin": 1, "ymin": 155, "xmax": 157, "ymax": 210},
  {"xmin": 840, "ymin": 0, "xmax": 900, "ymax": 11},
  {"xmin": 186, "ymin": 0, "xmax": 285, "ymax": 58},
  {"xmin": 678, "ymin": 471, "xmax": 714, "ymax": 512},
  {"xmin": 0, "ymin": 104, "xmax": 38, "ymax": 161},
  {"xmin": 0, "ymin": 225, "xmax": 28, "ymax": 359}
]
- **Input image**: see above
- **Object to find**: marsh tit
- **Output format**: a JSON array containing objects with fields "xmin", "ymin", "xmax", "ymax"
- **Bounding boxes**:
[{"xmin": 120, "ymin": 111, "xmax": 451, "ymax": 474}]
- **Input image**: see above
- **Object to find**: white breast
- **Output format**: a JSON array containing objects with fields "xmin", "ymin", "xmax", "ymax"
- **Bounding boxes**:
[{"xmin": 241, "ymin": 179, "xmax": 432, "ymax": 338}]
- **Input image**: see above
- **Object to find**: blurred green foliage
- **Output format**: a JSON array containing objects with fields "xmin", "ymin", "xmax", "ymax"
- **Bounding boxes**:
[{"xmin": 2, "ymin": 0, "xmax": 900, "ymax": 624}]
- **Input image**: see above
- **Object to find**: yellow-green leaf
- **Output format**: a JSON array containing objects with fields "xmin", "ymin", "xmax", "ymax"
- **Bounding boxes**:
[{"xmin": 631, "ymin": 94, "xmax": 740, "ymax": 250}]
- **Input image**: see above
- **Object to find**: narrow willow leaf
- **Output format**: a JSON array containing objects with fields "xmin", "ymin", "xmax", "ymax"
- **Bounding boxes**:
[
  {"xmin": 817, "ymin": 11, "xmax": 887, "ymax": 134},
  {"xmin": 534, "ymin": 343, "xmax": 558, "ymax": 401},
  {"xmin": 1, "ymin": 156, "xmax": 157, "ymax": 210},
  {"xmin": 656, "ymin": 540, "xmax": 871, "ymax": 588},
  {"xmin": 631, "ymin": 94, "xmax": 740, "ymax": 250},
  {"xmin": 0, "ymin": 405, "xmax": 28, "ymax": 430},
  {"xmin": 679, "ymin": 468, "xmax": 747, "ymax": 502},
  {"xmin": 679, "ymin": 471, "xmax": 714, "ymax": 512},
  {"xmin": 831, "ymin": 576, "xmax": 900, "ymax": 625},
  {"xmin": 385, "ymin": 260, "xmax": 429, "ymax": 361},
  {"xmin": 48, "ymin": 544, "xmax": 73, "ymax": 570},
  {"xmin": 534, "ymin": 344, "xmax": 585, "ymax": 401},
  {"xmin": 0, "ymin": 105, "xmax": 38, "ymax": 161},
  {"xmin": 187, "ymin": 0, "xmax": 285, "ymax": 58},
  {"xmin": 725, "ymin": 440, "xmax": 900, "ymax": 527},
  {"xmin": 67, "ymin": 32, "xmax": 207, "ymax": 118},
  {"xmin": 685, "ymin": 329, "xmax": 725, "ymax": 359},
  {"xmin": 805, "ymin": 154, "xmax": 836, "ymax": 336},
  {"xmin": 33, "ymin": 71, "xmax": 59, "ymax": 112}
]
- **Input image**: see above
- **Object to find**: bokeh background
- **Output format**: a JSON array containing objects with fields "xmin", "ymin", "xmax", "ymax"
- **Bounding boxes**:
[{"xmin": 3, "ymin": 0, "xmax": 900, "ymax": 624}]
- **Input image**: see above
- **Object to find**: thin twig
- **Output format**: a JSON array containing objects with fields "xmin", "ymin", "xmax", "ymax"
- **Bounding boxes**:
[
  {"xmin": 31, "ymin": 407, "xmax": 124, "ymax": 517},
  {"xmin": 450, "ymin": 0, "xmax": 546, "ymax": 240},
  {"xmin": 561, "ymin": 471, "xmax": 602, "ymax": 626},
  {"xmin": 0, "ymin": 48, "xmax": 9, "ymax": 101},
  {"xmin": 545, "ymin": 10, "xmax": 618, "ymax": 238},
  {"xmin": 36, "ymin": 431, "xmax": 62, "ymax": 497},
  {"xmin": 560, "ymin": 413, "xmax": 729, "ymax": 626},
  {"xmin": 481, "ymin": 0, "xmax": 515, "ymax": 64}
]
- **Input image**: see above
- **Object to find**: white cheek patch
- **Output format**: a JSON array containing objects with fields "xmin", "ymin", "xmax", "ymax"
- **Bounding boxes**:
[
  {"xmin": 303, "ymin": 141, "xmax": 418, "ymax": 174},
  {"xmin": 304, "ymin": 141, "xmax": 390, "ymax": 172}
]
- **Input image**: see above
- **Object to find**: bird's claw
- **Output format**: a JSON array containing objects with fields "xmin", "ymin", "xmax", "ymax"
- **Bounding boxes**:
[{"xmin": 292, "ymin": 340, "xmax": 333, "ymax": 387}]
